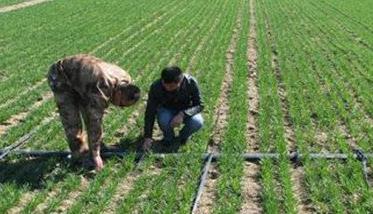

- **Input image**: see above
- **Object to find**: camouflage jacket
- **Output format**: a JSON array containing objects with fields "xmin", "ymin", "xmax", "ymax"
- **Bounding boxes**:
[{"xmin": 50, "ymin": 54, "xmax": 132, "ymax": 109}]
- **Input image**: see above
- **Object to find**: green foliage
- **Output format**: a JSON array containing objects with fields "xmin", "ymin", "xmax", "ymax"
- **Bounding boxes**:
[{"xmin": 0, "ymin": 0, "xmax": 372, "ymax": 212}]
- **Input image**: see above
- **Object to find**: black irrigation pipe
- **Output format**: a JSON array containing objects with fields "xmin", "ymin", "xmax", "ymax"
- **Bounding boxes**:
[
  {"xmin": 1, "ymin": 149, "xmax": 371, "ymax": 185},
  {"xmin": 1, "ymin": 149, "xmax": 370, "ymax": 188},
  {"xmin": 2, "ymin": 149, "xmax": 373, "ymax": 160},
  {"xmin": 0, "ymin": 134, "xmax": 32, "ymax": 160},
  {"xmin": 191, "ymin": 153, "xmax": 213, "ymax": 213},
  {"xmin": 0, "ymin": 116, "xmax": 55, "ymax": 160}
]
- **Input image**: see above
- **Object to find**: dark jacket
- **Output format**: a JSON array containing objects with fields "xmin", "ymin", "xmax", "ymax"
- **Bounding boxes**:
[{"xmin": 144, "ymin": 74, "xmax": 204, "ymax": 138}]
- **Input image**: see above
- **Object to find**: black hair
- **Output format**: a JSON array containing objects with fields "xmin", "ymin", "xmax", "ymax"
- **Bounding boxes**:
[
  {"xmin": 120, "ymin": 84, "xmax": 141, "ymax": 102},
  {"xmin": 161, "ymin": 66, "xmax": 183, "ymax": 83}
]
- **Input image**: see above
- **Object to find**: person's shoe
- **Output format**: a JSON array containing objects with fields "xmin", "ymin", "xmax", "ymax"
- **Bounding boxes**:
[
  {"xmin": 159, "ymin": 138, "xmax": 176, "ymax": 153},
  {"xmin": 82, "ymin": 157, "xmax": 96, "ymax": 170},
  {"xmin": 70, "ymin": 151, "xmax": 85, "ymax": 165}
]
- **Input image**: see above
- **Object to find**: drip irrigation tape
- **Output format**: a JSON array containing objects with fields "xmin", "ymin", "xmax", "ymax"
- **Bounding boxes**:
[
  {"xmin": 191, "ymin": 153, "xmax": 213, "ymax": 213},
  {"xmin": 0, "ymin": 116, "xmax": 55, "ymax": 160},
  {"xmin": 1, "ymin": 149, "xmax": 373, "ymax": 160}
]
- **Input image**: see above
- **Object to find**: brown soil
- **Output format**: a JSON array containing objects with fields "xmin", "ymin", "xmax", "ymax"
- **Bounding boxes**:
[
  {"xmin": 240, "ymin": 0, "xmax": 262, "ymax": 212},
  {"xmin": 0, "ymin": 0, "xmax": 51, "ymax": 13},
  {"xmin": 291, "ymin": 166, "xmax": 315, "ymax": 213},
  {"xmin": 53, "ymin": 176, "xmax": 89, "ymax": 213},
  {"xmin": 196, "ymin": 7, "xmax": 243, "ymax": 214},
  {"xmin": 130, "ymin": 166, "xmax": 162, "ymax": 214},
  {"xmin": 338, "ymin": 121, "xmax": 359, "ymax": 150},
  {"xmin": 313, "ymin": 130, "xmax": 329, "ymax": 151},
  {"xmin": 367, "ymin": 165, "xmax": 373, "ymax": 187},
  {"xmin": 7, "ymin": 191, "xmax": 37, "ymax": 214},
  {"xmin": 262, "ymin": 6, "xmax": 312, "ymax": 213},
  {"xmin": 104, "ymin": 166, "xmax": 162, "ymax": 214},
  {"xmin": 245, "ymin": 0, "xmax": 259, "ymax": 152},
  {"xmin": 267, "ymin": 32, "xmax": 296, "ymax": 152},
  {"xmin": 34, "ymin": 182, "xmax": 64, "ymax": 213},
  {"xmin": 103, "ymin": 172, "xmax": 141, "ymax": 213},
  {"xmin": 240, "ymin": 162, "xmax": 261, "ymax": 214},
  {"xmin": 195, "ymin": 163, "xmax": 219, "ymax": 214},
  {"xmin": 209, "ymin": 22, "xmax": 241, "ymax": 153}
]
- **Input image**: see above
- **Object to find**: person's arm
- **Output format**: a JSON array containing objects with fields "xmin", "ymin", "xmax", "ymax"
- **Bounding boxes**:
[
  {"xmin": 182, "ymin": 77, "xmax": 204, "ymax": 117},
  {"xmin": 144, "ymin": 85, "xmax": 159, "ymax": 138}
]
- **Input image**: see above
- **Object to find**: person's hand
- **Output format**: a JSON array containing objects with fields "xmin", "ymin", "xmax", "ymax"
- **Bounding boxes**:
[
  {"xmin": 143, "ymin": 138, "xmax": 153, "ymax": 152},
  {"xmin": 92, "ymin": 155, "xmax": 104, "ymax": 171},
  {"xmin": 171, "ymin": 112, "xmax": 184, "ymax": 128}
]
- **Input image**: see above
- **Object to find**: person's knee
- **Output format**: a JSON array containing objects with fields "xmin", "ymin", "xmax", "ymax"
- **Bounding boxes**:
[
  {"xmin": 157, "ymin": 117, "xmax": 171, "ymax": 131},
  {"xmin": 190, "ymin": 115, "xmax": 204, "ymax": 130},
  {"xmin": 157, "ymin": 109, "xmax": 173, "ymax": 131}
]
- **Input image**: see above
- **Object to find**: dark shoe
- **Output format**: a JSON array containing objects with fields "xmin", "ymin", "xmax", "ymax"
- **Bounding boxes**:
[
  {"xmin": 158, "ymin": 138, "xmax": 176, "ymax": 153},
  {"xmin": 70, "ymin": 150, "xmax": 88, "ymax": 165},
  {"xmin": 82, "ymin": 157, "xmax": 96, "ymax": 170}
]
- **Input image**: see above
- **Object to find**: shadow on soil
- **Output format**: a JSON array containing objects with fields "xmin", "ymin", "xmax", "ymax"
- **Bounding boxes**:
[
  {"xmin": 0, "ymin": 157, "xmax": 80, "ymax": 190},
  {"xmin": 0, "ymin": 136, "xmax": 184, "ymax": 190}
]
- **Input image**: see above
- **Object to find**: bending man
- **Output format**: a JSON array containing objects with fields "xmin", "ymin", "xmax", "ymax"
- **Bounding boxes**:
[
  {"xmin": 47, "ymin": 54, "xmax": 140, "ymax": 170},
  {"xmin": 143, "ymin": 66, "xmax": 204, "ymax": 151}
]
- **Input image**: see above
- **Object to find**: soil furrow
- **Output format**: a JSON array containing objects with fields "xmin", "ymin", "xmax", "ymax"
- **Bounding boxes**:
[
  {"xmin": 103, "ymin": 171, "xmax": 142, "ymax": 214},
  {"xmin": 261, "ymin": 3, "xmax": 311, "ymax": 213},
  {"xmin": 51, "ymin": 176, "xmax": 89, "ymax": 213},
  {"xmin": 0, "ymin": 113, "xmax": 57, "ymax": 151},
  {"xmin": 6, "ymin": 191, "xmax": 37, "ymax": 214},
  {"xmin": 240, "ymin": 0, "xmax": 261, "ymax": 213},
  {"xmin": 0, "ymin": 93, "xmax": 52, "ymax": 137},
  {"xmin": 0, "ymin": 0, "xmax": 51, "ymax": 13},
  {"xmin": 34, "ymin": 182, "xmax": 64, "ymax": 213},
  {"xmin": 196, "ymin": 6, "xmax": 243, "ymax": 214}
]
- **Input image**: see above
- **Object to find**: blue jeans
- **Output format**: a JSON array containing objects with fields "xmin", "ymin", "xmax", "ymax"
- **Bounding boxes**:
[{"xmin": 157, "ymin": 107, "xmax": 203, "ymax": 143}]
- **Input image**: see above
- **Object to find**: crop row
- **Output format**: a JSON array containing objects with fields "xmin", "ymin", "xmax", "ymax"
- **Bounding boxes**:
[
  {"xmin": 0, "ymin": 0, "xmax": 24, "ymax": 7},
  {"xmin": 258, "ymin": 0, "xmax": 373, "ymax": 212},
  {"xmin": 0, "ymin": 0, "xmax": 205, "ymax": 211},
  {"xmin": 1, "ymin": 0, "xmax": 372, "ymax": 213},
  {"xmin": 0, "ymin": 0, "xmax": 243, "ymax": 213}
]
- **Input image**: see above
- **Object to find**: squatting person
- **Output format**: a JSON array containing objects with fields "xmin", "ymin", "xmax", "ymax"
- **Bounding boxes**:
[
  {"xmin": 143, "ymin": 66, "xmax": 204, "ymax": 151},
  {"xmin": 47, "ymin": 54, "xmax": 140, "ymax": 171}
]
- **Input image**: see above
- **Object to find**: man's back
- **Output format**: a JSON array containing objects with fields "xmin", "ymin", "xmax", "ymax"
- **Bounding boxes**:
[{"xmin": 58, "ymin": 54, "xmax": 132, "ymax": 98}]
